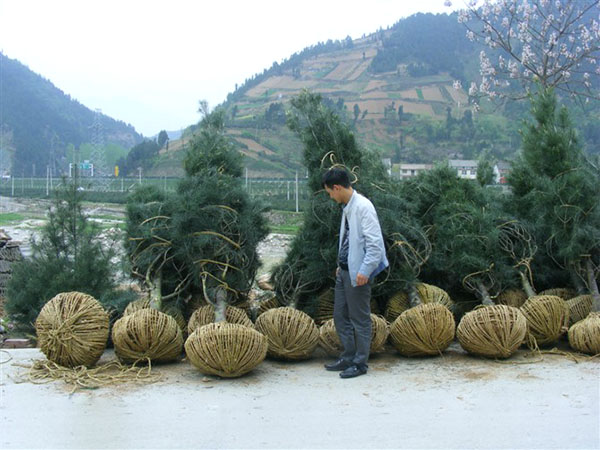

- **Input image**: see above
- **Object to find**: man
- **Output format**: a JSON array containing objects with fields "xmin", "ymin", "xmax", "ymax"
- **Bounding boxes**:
[{"xmin": 322, "ymin": 167, "xmax": 388, "ymax": 378}]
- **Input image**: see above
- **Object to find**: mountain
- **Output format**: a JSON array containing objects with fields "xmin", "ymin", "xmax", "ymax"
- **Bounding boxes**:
[
  {"xmin": 151, "ymin": 12, "xmax": 598, "ymax": 178},
  {"xmin": 0, "ymin": 52, "xmax": 143, "ymax": 176}
]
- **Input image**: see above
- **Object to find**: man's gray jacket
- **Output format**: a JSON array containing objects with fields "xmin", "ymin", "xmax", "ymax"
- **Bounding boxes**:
[{"xmin": 339, "ymin": 190, "xmax": 389, "ymax": 287}]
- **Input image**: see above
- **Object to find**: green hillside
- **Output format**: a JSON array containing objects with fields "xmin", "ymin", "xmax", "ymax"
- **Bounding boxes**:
[{"xmin": 0, "ymin": 52, "xmax": 143, "ymax": 176}]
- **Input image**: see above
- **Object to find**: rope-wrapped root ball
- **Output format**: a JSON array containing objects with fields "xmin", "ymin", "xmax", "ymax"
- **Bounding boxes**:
[
  {"xmin": 538, "ymin": 287, "xmax": 576, "ymax": 300},
  {"xmin": 255, "ymin": 306, "xmax": 319, "ymax": 360},
  {"xmin": 568, "ymin": 312, "xmax": 600, "ymax": 355},
  {"xmin": 185, "ymin": 323, "xmax": 268, "ymax": 377},
  {"xmin": 314, "ymin": 288, "xmax": 335, "ymax": 325},
  {"xmin": 390, "ymin": 304, "xmax": 455, "ymax": 356},
  {"xmin": 457, "ymin": 305, "xmax": 527, "ymax": 358},
  {"xmin": 566, "ymin": 295, "xmax": 593, "ymax": 326},
  {"xmin": 496, "ymin": 289, "xmax": 528, "ymax": 308},
  {"xmin": 385, "ymin": 283, "xmax": 453, "ymax": 323},
  {"xmin": 35, "ymin": 291, "xmax": 109, "ymax": 368},
  {"xmin": 123, "ymin": 298, "xmax": 151, "ymax": 316},
  {"xmin": 256, "ymin": 293, "xmax": 281, "ymax": 318},
  {"xmin": 319, "ymin": 314, "xmax": 389, "ymax": 356},
  {"xmin": 520, "ymin": 295, "xmax": 569, "ymax": 346},
  {"xmin": 385, "ymin": 291, "xmax": 410, "ymax": 323},
  {"xmin": 112, "ymin": 309, "xmax": 183, "ymax": 363},
  {"xmin": 187, "ymin": 304, "xmax": 253, "ymax": 335}
]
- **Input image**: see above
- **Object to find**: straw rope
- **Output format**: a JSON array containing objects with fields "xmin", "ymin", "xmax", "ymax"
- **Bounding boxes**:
[
  {"xmin": 255, "ymin": 307, "xmax": 319, "ymax": 360},
  {"xmin": 318, "ymin": 314, "xmax": 389, "ymax": 356},
  {"xmin": 385, "ymin": 283, "xmax": 452, "ymax": 323},
  {"xmin": 520, "ymin": 295, "xmax": 569, "ymax": 346},
  {"xmin": 390, "ymin": 304, "xmax": 455, "ymax": 356},
  {"xmin": 457, "ymin": 305, "xmax": 527, "ymax": 359},
  {"xmin": 112, "ymin": 309, "xmax": 183, "ymax": 363},
  {"xmin": 565, "ymin": 295, "xmax": 593, "ymax": 326},
  {"xmin": 568, "ymin": 312, "xmax": 600, "ymax": 355},
  {"xmin": 14, "ymin": 358, "xmax": 162, "ymax": 394},
  {"xmin": 161, "ymin": 304, "xmax": 187, "ymax": 335},
  {"xmin": 496, "ymin": 289, "xmax": 528, "ymax": 308},
  {"xmin": 385, "ymin": 291, "xmax": 410, "ymax": 323},
  {"xmin": 257, "ymin": 294, "xmax": 281, "ymax": 317},
  {"xmin": 314, "ymin": 288, "xmax": 335, "ymax": 325},
  {"xmin": 416, "ymin": 283, "xmax": 453, "ymax": 309},
  {"xmin": 123, "ymin": 298, "xmax": 151, "ymax": 316},
  {"xmin": 187, "ymin": 305, "xmax": 253, "ymax": 335},
  {"xmin": 538, "ymin": 287, "xmax": 576, "ymax": 300},
  {"xmin": 35, "ymin": 292, "xmax": 109, "ymax": 368},
  {"xmin": 185, "ymin": 323, "xmax": 268, "ymax": 378},
  {"xmin": 123, "ymin": 299, "xmax": 186, "ymax": 334},
  {"xmin": 0, "ymin": 349, "xmax": 12, "ymax": 364}
]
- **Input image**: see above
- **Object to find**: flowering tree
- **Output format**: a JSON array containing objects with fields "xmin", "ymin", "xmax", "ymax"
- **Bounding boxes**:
[{"xmin": 450, "ymin": 0, "xmax": 599, "ymax": 104}]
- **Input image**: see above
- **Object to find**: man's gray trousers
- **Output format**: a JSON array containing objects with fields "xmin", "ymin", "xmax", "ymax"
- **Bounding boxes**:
[{"xmin": 333, "ymin": 268, "xmax": 372, "ymax": 366}]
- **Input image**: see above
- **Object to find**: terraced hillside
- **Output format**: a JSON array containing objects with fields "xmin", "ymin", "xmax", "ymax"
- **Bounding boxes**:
[{"xmin": 146, "ymin": 14, "xmax": 503, "ymax": 178}]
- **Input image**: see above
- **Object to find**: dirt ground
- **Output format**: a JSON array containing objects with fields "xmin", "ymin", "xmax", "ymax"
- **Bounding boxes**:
[{"xmin": 1, "ymin": 341, "xmax": 599, "ymax": 450}]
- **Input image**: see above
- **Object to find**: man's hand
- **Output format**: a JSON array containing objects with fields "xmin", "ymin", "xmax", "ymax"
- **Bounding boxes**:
[{"xmin": 356, "ymin": 273, "xmax": 368, "ymax": 286}]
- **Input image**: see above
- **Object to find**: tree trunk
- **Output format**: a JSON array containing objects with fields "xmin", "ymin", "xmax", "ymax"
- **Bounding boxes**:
[
  {"xmin": 569, "ymin": 267, "xmax": 587, "ymax": 295},
  {"xmin": 519, "ymin": 271, "xmax": 536, "ymax": 298},
  {"xmin": 477, "ymin": 281, "xmax": 494, "ymax": 306},
  {"xmin": 214, "ymin": 288, "xmax": 228, "ymax": 322},
  {"xmin": 148, "ymin": 271, "xmax": 162, "ymax": 310},
  {"xmin": 408, "ymin": 284, "xmax": 422, "ymax": 308},
  {"xmin": 586, "ymin": 258, "xmax": 600, "ymax": 312}
]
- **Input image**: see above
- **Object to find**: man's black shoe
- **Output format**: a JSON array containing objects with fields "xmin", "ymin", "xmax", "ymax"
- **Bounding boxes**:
[
  {"xmin": 324, "ymin": 359, "xmax": 352, "ymax": 371},
  {"xmin": 339, "ymin": 364, "xmax": 367, "ymax": 378}
]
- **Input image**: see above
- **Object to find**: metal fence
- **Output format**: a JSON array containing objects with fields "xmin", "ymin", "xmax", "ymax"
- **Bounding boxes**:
[{"xmin": 0, "ymin": 176, "xmax": 311, "ymax": 211}]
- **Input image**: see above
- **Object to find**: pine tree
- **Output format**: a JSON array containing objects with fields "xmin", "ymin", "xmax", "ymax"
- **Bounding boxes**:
[
  {"xmin": 273, "ymin": 91, "xmax": 428, "ymax": 315},
  {"xmin": 125, "ymin": 109, "xmax": 268, "ymax": 320},
  {"xmin": 507, "ymin": 88, "xmax": 600, "ymax": 309},
  {"xmin": 6, "ymin": 179, "xmax": 117, "ymax": 329}
]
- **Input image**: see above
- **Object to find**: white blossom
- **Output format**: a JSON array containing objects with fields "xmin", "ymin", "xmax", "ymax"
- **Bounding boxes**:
[
  {"xmin": 453, "ymin": 80, "xmax": 462, "ymax": 90},
  {"xmin": 469, "ymin": 82, "xmax": 478, "ymax": 96}
]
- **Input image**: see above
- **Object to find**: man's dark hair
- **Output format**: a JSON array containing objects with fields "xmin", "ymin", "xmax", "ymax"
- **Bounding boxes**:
[{"xmin": 322, "ymin": 167, "xmax": 351, "ymax": 189}]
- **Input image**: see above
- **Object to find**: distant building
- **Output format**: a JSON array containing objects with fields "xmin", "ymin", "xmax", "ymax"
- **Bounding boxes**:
[
  {"xmin": 382, "ymin": 158, "xmax": 392, "ymax": 176},
  {"xmin": 493, "ymin": 161, "xmax": 511, "ymax": 184},
  {"xmin": 449, "ymin": 159, "xmax": 478, "ymax": 180},
  {"xmin": 393, "ymin": 163, "xmax": 433, "ymax": 179}
]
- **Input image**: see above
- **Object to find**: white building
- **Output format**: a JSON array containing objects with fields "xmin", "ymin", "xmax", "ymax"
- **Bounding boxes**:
[
  {"xmin": 393, "ymin": 163, "xmax": 433, "ymax": 179},
  {"xmin": 449, "ymin": 159, "xmax": 478, "ymax": 179}
]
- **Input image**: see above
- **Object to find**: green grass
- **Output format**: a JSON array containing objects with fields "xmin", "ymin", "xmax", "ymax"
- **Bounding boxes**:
[
  {"xmin": 416, "ymin": 89, "xmax": 424, "ymax": 100},
  {"xmin": 266, "ymin": 210, "xmax": 304, "ymax": 235},
  {"xmin": 0, "ymin": 213, "xmax": 27, "ymax": 226}
]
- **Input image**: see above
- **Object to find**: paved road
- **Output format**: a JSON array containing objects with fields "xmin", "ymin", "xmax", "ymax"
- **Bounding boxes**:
[{"xmin": 1, "ymin": 343, "xmax": 599, "ymax": 449}]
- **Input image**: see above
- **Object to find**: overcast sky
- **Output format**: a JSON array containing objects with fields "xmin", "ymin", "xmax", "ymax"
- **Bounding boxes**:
[{"xmin": 0, "ymin": 0, "xmax": 459, "ymax": 137}]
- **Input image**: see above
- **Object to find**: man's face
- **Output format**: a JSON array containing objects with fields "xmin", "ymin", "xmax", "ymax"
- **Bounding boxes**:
[{"xmin": 324, "ymin": 185, "xmax": 343, "ymax": 204}]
